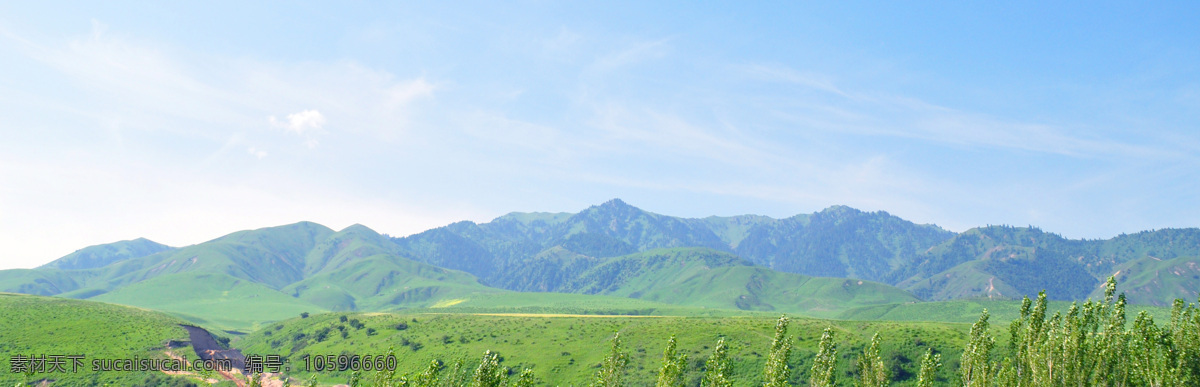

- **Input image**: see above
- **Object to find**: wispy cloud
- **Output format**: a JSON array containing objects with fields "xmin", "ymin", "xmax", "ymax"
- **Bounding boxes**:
[
  {"xmin": 3, "ymin": 24, "xmax": 436, "ymax": 147},
  {"xmin": 748, "ymin": 63, "xmax": 1180, "ymax": 160},
  {"xmin": 591, "ymin": 37, "xmax": 673, "ymax": 72},
  {"xmin": 247, "ymin": 147, "xmax": 268, "ymax": 159},
  {"xmin": 543, "ymin": 26, "xmax": 581, "ymax": 53},
  {"xmin": 0, "ymin": 22, "xmax": 445, "ymax": 268},
  {"xmin": 743, "ymin": 63, "xmax": 848, "ymax": 97}
]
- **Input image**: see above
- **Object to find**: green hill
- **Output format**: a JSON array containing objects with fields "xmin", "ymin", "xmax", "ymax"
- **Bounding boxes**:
[
  {"xmin": 897, "ymin": 226, "xmax": 1200, "ymax": 303},
  {"xmin": 282, "ymin": 254, "xmax": 492, "ymax": 312},
  {"xmin": 0, "ymin": 268, "xmax": 88, "ymax": 296},
  {"xmin": 0, "ymin": 222, "xmax": 497, "ymax": 331},
  {"xmin": 410, "ymin": 291, "xmax": 756, "ymax": 316},
  {"xmin": 91, "ymin": 272, "xmax": 328, "ymax": 332},
  {"xmin": 0, "ymin": 293, "xmax": 201, "ymax": 386},
  {"xmin": 558, "ymin": 248, "xmax": 919, "ymax": 317},
  {"xmin": 38, "ymin": 237, "xmax": 174, "ymax": 271},
  {"xmin": 1090, "ymin": 255, "xmax": 1200, "ymax": 306}
]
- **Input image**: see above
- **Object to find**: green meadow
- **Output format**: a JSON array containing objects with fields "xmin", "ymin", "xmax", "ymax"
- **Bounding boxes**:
[
  {"xmin": 0, "ymin": 293, "xmax": 198, "ymax": 386},
  {"xmin": 238, "ymin": 312, "xmax": 970, "ymax": 386},
  {"xmin": 837, "ymin": 298, "xmax": 1175, "ymax": 325}
]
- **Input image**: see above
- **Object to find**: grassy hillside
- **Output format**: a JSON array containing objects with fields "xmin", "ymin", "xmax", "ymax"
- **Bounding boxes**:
[
  {"xmin": 561, "ymin": 248, "xmax": 919, "ymax": 318},
  {"xmin": 237, "ymin": 312, "xmax": 969, "ymax": 386},
  {"xmin": 283, "ymin": 252, "xmax": 491, "ymax": 312},
  {"xmin": 0, "ymin": 293, "xmax": 201, "ymax": 386},
  {"xmin": 0, "ymin": 222, "xmax": 501, "ymax": 331},
  {"xmin": 901, "ymin": 260, "xmax": 1023, "ymax": 301},
  {"xmin": 92, "ymin": 272, "xmax": 328, "ymax": 332},
  {"xmin": 0, "ymin": 222, "xmax": 341, "ymax": 297},
  {"xmin": 407, "ymin": 291, "xmax": 767, "ymax": 317},
  {"xmin": 489, "ymin": 246, "xmax": 601, "ymax": 292},
  {"xmin": 897, "ymin": 226, "xmax": 1200, "ymax": 303},
  {"xmin": 0, "ymin": 268, "xmax": 89, "ymax": 296},
  {"xmin": 38, "ymin": 238, "xmax": 175, "ymax": 271},
  {"xmin": 1091, "ymin": 255, "xmax": 1200, "ymax": 306}
]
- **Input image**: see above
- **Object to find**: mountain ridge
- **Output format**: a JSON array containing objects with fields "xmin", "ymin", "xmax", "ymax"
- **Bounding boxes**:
[
  {"xmin": 391, "ymin": 199, "xmax": 1199, "ymax": 305},
  {"xmin": 5, "ymin": 199, "xmax": 1198, "ymax": 327}
]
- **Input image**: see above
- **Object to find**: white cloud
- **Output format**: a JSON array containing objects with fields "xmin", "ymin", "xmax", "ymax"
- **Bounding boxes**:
[
  {"xmin": 270, "ymin": 109, "xmax": 325, "ymax": 135},
  {"xmin": 3, "ymin": 25, "xmax": 435, "ymax": 146},
  {"xmin": 0, "ymin": 23, "xmax": 446, "ymax": 269},
  {"xmin": 270, "ymin": 109, "xmax": 326, "ymax": 148}
]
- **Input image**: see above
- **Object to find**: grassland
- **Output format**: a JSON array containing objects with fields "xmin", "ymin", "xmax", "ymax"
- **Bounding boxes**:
[
  {"xmin": 837, "ymin": 298, "xmax": 1175, "ymax": 325},
  {"xmin": 239, "ymin": 311, "xmax": 971, "ymax": 386},
  {"xmin": 0, "ymin": 293, "xmax": 201, "ymax": 386},
  {"xmin": 91, "ymin": 272, "xmax": 330, "ymax": 333},
  {"xmin": 401, "ymin": 291, "xmax": 777, "ymax": 317}
]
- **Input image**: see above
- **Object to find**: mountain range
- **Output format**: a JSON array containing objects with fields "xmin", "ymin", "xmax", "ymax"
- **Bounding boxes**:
[
  {"xmin": 3, "ymin": 199, "xmax": 1197, "ymax": 331},
  {"xmin": 392, "ymin": 199, "xmax": 1200, "ymax": 305}
]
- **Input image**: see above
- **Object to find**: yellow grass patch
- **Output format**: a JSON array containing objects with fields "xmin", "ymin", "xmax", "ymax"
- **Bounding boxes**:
[{"xmin": 429, "ymin": 298, "xmax": 468, "ymax": 308}]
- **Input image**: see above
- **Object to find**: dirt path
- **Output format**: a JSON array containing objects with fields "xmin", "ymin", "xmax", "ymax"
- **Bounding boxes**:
[{"xmin": 181, "ymin": 324, "xmax": 247, "ymax": 385}]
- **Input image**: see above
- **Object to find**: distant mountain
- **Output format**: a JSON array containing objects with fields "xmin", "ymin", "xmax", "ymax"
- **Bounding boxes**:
[
  {"xmin": 897, "ymin": 226, "xmax": 1200, "ymax": 302},
  {"xmin": 1, "ymin": 215, "xmax": 921, "ymax": 329},
  {"xmin": 1087, "ymin": 255, "xmax": 1200, "ymax": 306},
  {"xmin": 731, "ymin": 205, "xmax": 956, "ymax": 282},
  {"xmin": 393, "ymin": 199, "xmax": 954, "ymax": 289},
  {"xmin": 4, "ymin": 198, "xmax": 1197, "ymax": 328},
  {"xmin": 554, "ymin": 247, "xmax": 918, "ymax": 317},
  {"xmin": 39, "ymin": 237, "xmax": 174, "ymax": 270},
  {"xmin": 394, "ymin": 200, "xmax": 1200, "ymax": 305},
  {"xmin": 0, "ymin": 222, "xmax": 499, "ymax": 330}
]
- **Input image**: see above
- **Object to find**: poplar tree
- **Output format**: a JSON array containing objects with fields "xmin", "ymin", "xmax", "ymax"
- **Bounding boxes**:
[
  {"xmin": 916, "ymin": 348, "xmax": 941, "ymax": 387},
  {"xmin": 959, "ymin": 309, "xmax": 994, "ymax": 387},
  {"xmin": 413, "ymin": 359, "xmax": 442, "ymax": 387},
  {"xmin": 809, "ymin": 327, "xmax": 837, "ymax": 387},
  {"xmin": 371, "ymin": 348, "xmax": 402, "ymax": 386},
  {"xmin": 856, "ymin": 332, "xmax": 889, "ymax": 387},
  {"xmin": 656, "ymin": 335, "xmax": 688, "ymax": 387},
  {"xmin": 976, "ymin": 276, "xmax": 1200, "ymax": 386},
  {"xmin": 512, "ymin": 368, "xmax": 536, "ymax": 387},
  {"xmin": 702, "ymin": 337, "xmax": 734, "ymax": 387},
  {"xmin": 441, "ymin": 358, "xmax": 469, "ymax": 387},
  {"xmin": 594, "ymin": 333, "xmax": 628, "ymax": 387},
  {"xmin": 763, "ymin": 316, "xmax": 793, "ymax": 387},
  {"xmin": 472, "ymin": 350, "xmax": 505, "ymax": 387}
]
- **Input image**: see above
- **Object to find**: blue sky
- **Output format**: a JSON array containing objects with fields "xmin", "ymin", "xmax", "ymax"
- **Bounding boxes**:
[{"xmin": 2, "ymin": 2, "xmax": 1198, "ymax": 269}]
